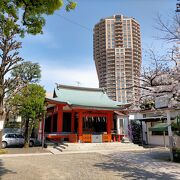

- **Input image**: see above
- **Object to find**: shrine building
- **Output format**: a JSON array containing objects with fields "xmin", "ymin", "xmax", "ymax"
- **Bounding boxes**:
[{"xmin": 39, "ymin": 84, "xmax": 130, "ymax": 143}]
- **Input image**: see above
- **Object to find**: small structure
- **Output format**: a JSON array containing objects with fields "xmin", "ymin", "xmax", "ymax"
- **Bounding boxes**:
[
  {"xmin": 149, "ymin": 122, "xmax": 169, "ymax": 147},
  {"xmin": 39, "ymin": 84, "xmax": 129, "ymax": 143},
  {"xmin": 129, "ymin": 108, "xmax": 180, "ymax": 146}
]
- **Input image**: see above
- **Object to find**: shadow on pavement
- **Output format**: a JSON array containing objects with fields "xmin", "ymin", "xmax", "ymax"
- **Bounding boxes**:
[
  {"xmin": 94, "ymin": 151, "xmax": 180, "ymax": 180},
  {"xmin": 0, "ymin": 159, "xmax": 16, "ymax": 178}
]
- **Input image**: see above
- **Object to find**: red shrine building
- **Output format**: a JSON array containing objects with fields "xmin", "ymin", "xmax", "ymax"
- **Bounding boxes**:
[{"xmin": 38, "ymin": 85, "xmax": 129, "ymax": 143}]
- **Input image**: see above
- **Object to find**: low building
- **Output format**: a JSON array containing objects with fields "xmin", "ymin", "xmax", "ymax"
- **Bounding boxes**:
[
  {"xmin": 38, "ymin": 84, "xmax": 130, "ymax": 143},
  {"xmin": 129, "ymin": 108, "xmax": 180, "ymax": 147}
]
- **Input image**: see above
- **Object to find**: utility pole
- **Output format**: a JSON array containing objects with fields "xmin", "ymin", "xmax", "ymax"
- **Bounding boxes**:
[
  {"xmin": 166, "ymin": 110, "xmax": 174, "ymax": 161},
  {"xmin": 42, "ymin": 106, "xmax": 47, "ymax": 149}
]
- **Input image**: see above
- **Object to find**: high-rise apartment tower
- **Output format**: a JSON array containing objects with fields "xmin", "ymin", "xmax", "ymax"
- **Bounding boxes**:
[{"xmin": 93, "ymin": 15, "xmax": 142, "ymax": 103}]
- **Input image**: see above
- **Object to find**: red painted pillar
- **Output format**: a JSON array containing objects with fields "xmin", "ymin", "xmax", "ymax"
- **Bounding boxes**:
[
  {"xmin": 71, "ymin": 111, "xmax": 75, "ymax": 133},
  {"xmin": 118, "ymin": 135, "xmax": 121, "ymax": 142},
  {"xmin": 78, "ymin": 111, "xmax": 83, "ymax": 141},
  {"xmin": 107, "ymin": 113, "xmax": 111, "ymax": 134},
  {"xmin": 51, "ymin": 112, "xmax": 54, "ymax": 132},
  {"xmin": 110, "ymin": 113, "xmax": 113, "ymax": 132},
  {"xmin": 57, "ymin": 105, "xmax": 63, "ymax": 132}
]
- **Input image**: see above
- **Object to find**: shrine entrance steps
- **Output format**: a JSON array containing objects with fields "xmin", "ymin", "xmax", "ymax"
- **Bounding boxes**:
[{"xmin": 47, "ymin": 142, "xmax": 146, "ymax": 154}]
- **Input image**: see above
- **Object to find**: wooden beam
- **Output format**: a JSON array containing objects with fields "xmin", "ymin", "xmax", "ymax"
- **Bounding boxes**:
[
  {"xmin": 73, "ymin": 108, "xmax": 113, "ymax": 114},
  {"xmin": 83, "ymin": 113, "xmax": 107, "ymax": 117},
  {"xmin": 46, "ymin": 99, "xmax": 67, "ymax": 106}
]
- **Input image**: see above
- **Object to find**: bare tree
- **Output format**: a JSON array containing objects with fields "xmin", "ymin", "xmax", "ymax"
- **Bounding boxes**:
[
  {"xmin": 156, "ymin": 13, "xmax": 180, "ymax": 42},
  {"xmin": 0, "ymin": 17, "xmax": 24, "ymax": 148}
]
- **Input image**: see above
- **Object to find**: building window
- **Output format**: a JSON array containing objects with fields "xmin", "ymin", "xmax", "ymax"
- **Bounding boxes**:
[{"xmin": 152, "ymin": 131, "xmax": 168, "ymax": 136}]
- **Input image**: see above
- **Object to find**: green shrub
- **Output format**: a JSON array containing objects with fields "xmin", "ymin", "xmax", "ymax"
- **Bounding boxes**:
[
  {"xmin": 172, "ymin": 148, "xmax": 180, "ymax": 162},
  {"xmin": 0, "ymin": 149, "xmax": 7, "ymax": 154}
]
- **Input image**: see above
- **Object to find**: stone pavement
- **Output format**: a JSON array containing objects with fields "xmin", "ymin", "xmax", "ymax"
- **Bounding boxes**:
[
  {"xmin": 47, "ymin": 142, "xmax": 147, "ymax": 154},
  {"xmin": 0, "ymin": 149, "xmax": 180, "ymax": 180}
]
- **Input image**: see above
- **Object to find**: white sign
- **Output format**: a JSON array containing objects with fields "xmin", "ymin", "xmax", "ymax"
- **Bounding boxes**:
[
  {"xmin": 129, "ymin": 115, "xmax": 135, "ymax": 120},
  {"xmin": 155, "ymin": 96, "xmax": 170, "ymax": 109},
  {"xmin": 0, "ymin": 121, "xmax": 4, "ymax": 130}
]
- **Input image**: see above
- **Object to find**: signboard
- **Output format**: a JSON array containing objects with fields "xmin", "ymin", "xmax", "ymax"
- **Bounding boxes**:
[
  {"xmin": 92, "ymin": 135, "xmax": 102, "ymax": 143},
  {"xmin": 0, "ymin": 120, "xmax": 4, "ymax": 130},
  {"xmin": 129, "ymin": 115, "xmax": 135, "ymax": 120},
  {"xmin": 155, "ymin": 96, "xmax": 170, "ymax": 109}
]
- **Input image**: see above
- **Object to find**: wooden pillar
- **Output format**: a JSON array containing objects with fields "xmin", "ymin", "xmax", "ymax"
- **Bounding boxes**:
[
  {"xmin": 110, "ymin": 113, "xmax": 113, "ymax": 132},
  {"xmin": 57, "ymin": 105, "xmax": 63, "ymax": 132},
  {"xmin": 71, "ymin": 111, "xmax": 75, "ymax": 133},
  {"xmin": 78, "ymin": 111, "xmax": 83, "ymax": 141},
  {"xmin": 50, "ymin": 112, "xmax": 54, "ymax": 132},
  {"xmin": 107, "ymin": 112, "xmax": 112, "ymax": 134}
]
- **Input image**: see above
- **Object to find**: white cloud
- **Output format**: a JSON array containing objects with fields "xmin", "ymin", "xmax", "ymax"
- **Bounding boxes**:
[{"xmin": 40, "ymin": 63, "xmax": 99, "ymax": 93}]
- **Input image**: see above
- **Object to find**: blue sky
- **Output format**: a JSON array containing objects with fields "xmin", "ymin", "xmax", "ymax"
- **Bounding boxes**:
[{"xmin": 19, "ymin": 0, "xmax": 177, "ymax": 94}]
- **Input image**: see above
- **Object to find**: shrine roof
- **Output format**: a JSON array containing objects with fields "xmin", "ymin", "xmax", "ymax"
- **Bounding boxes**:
[{"xmin": 46, "ymin": 84, "xmax": 130, "ymax": 110}]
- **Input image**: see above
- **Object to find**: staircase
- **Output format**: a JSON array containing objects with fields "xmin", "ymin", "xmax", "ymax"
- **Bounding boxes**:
[{"xmin": 47, "ymin": 142, "xmax": 146, "ymax": 154}]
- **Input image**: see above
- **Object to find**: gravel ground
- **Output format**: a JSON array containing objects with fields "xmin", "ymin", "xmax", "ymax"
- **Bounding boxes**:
[
  {"xmin": 5, "ymin": 147, "xmax": 48, "ymax": 154},
  {"xmin": 0, "ymin": 149, "xmax": 180, "ymax": 180}
]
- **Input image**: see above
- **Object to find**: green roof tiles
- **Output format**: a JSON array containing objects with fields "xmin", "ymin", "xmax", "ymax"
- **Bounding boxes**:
[
  {"xmin": 46, "ymin": 85, "xmax": 129, "ymax": 110},
  {"xmin": 149, "ymin": 123, "xmax": 169, "ymax": 132}
]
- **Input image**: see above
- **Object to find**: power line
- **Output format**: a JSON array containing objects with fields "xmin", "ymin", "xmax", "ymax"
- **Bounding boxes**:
[{"xmin": 55, "ymin": 13, "xmax": 92, "ymax": 32}]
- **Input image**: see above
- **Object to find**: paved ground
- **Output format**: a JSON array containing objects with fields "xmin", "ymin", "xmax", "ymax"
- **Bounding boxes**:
[
  {"xmin": 0, "ymin": 149, "xmax": 180, "ymax": 180},
  {"xmin": 5, "ymin": 147, "xmax": 48, "ymax": 154}
]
